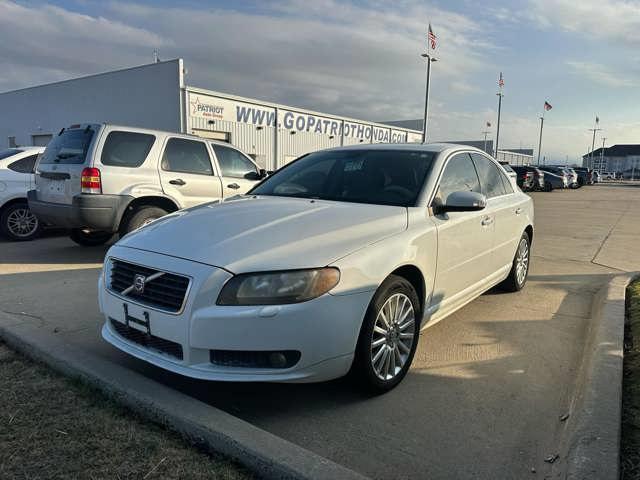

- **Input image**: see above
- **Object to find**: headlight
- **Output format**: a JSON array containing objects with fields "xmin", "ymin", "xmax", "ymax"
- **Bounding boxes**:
[{"xmin": 216, "ymin": 268, "xmax": 340, "ymax": 306}]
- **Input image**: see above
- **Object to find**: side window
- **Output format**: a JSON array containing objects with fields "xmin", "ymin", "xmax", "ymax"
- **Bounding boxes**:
[
  {"xmin": 471, "ymin": 153, "xmax": 507, "ymax": 198},
  {"xmin": 161, "ymin": 138, "xmax": 212, "ymax": 175},
  {"xmin": 213, "ymin": 145, "xmax": 257, "ymax": 178},
  {"xmin": 101, "ymin": 131, "xmax": 155, "ymax": 168},
  {"xmin": 8, "ymin": 154, "xmax": 38, "ymax": 173},
  {"xmin": 436, "ymin": 153, "xmax": 481, "ymax": 204}
]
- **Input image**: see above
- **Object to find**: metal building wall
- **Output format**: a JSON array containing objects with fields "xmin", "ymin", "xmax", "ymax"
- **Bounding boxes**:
[{"xmin": 185, "ymin": 87, "xmax": 421, "ymax": 170}]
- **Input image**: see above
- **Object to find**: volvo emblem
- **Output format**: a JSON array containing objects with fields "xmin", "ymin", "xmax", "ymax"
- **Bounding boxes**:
[{"xmin": 133, "ymin": 274, "xmax": 146, "ymax": 294}]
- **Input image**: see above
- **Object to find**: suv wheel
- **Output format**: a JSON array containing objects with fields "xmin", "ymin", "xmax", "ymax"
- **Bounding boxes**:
[
  {"xmin": 544, "ymin": 182, "xmax": 553, "ymax": 192},
  {"xmin": 120, "ymin": 206, "xmax": 168, "ymax": 235},
  {"xmin": 69, "ymin": 229, "xmax": 113, "ymax": 247},
  {"xmin": 1, "ymin": 202, "xmax": 42, "ymax": 241},
  {"xmin": 500, "ymin": 231, "xmax": 531, "ymax": 292},
  {"xmin": 351, "ymin": 275, "xmax": 420, "ymax": 393}
]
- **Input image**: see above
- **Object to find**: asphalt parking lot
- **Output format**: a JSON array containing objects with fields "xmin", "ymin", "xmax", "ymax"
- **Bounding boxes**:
[{"xmin": 1, "ymin": 184, "xmax": 639, "ymax": 479}]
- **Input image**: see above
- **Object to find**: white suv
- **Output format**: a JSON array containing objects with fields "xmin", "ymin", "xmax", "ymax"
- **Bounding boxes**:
[
  {"xmin": 0, "ymin": 146, "xmax": 45, "ymax": 241},
  {"xmin": 29, "ymin": 124, "xmax": 265, "ymax": 246}
]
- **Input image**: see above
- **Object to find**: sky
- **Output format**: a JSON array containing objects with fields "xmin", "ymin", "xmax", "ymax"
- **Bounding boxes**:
[{"xmin": 2, "ymin": 0, "xmax": 639, "ymax": 162}]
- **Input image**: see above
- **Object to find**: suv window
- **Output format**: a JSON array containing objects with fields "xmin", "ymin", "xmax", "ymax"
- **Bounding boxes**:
[
  {"xmin": 472, "ymin": 153, "xmax": 508, "ymax": 197},
  {"xmin": 161, "ymin": 138, "xmax": 212, "ymax": 175},
  {"xmin": 436, "ymin": 153, "xmax": 481, "ymax": 204},
  {"xmin": 101, "ymin": 131, "xmax": 155, "ymax": 168},
  {"xmin": 39, "ymin": 128, "xmax": 94, "ymax": 165},
  {"xmin": 8, "ymin": 154, "xmax": 39, "ymax": 173},
  {"xmin": 213, "ymin": 144, "xmax": 257, "ymax": 178}
]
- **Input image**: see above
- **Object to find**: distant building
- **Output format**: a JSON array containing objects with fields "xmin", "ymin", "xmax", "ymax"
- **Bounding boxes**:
[{"xmin": 583, "ymin": 145, "xmax": 640, "ymax": 176}]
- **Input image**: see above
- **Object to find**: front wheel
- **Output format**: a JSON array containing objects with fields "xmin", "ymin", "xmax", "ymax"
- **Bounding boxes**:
[
  {"xmin": 351, "ymin": 275, "xmax": 420, "ymax": 393},
  {"xmin": 544, "ymin": 182, "xmax": 553, "ymax": 192},
  {"xmin": 69, "ymin": 228, "xmax": 113, "ymax": 246},
  {"xmin": 500, "ymin": 232, "xmax": 531, "ymax": 292},
  {"xmin": 0, "ymin": 202, "xmax": 42, "ymax": 241}
]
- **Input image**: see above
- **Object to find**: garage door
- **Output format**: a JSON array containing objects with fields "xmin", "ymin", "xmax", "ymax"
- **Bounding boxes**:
[
  {"xmin": 32, "ymin": 134, "xmax": 53, "ymax": 146},
  {"xmin": 192, "ymin": 129, "xmax": 230, "ymax": 142}
]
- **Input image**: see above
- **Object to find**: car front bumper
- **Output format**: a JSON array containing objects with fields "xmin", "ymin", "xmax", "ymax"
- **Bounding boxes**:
[
  {"xmin": 99, "ymin": 245, "xmax": 373, "ymax": 383},
  {"xmin": 28, "ymin": 190, "xmax": 132, "ymax": 231}
]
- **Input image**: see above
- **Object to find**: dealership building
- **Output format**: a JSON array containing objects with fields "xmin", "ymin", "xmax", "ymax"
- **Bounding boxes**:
[
  {"xmin": 583, "ymin": 144, "xmax": 640, "ymax": 176},
  {"xmin": 0, "ymin": 59, "xmax": 422, "ymax": 171}
]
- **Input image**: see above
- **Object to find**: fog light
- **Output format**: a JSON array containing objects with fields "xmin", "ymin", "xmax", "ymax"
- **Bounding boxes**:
[{"xmin": 269, "ymin": 352, "xmax": 287, "ymax": 368}]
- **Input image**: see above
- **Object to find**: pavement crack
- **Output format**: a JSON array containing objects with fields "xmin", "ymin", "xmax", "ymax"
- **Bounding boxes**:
[{"xmin": 590, "ymin": 202, "xmax": 631, "ymax": 269}]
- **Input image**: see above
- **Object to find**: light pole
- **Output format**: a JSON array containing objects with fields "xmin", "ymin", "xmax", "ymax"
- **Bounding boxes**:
[
  {"xmin": 600, "ymin": 137, "xmax": 606, "ymax": 172},
  {"xmin": 588, "ymin": 117, "xmax": 602, "ymax": 169},
  {"xmin": 536, "ymin": 115, "xmax": 544, "ymax": 166},
  {"xmin": 421, "ymin": 53, "xmax": 437, "ymax": 143}
]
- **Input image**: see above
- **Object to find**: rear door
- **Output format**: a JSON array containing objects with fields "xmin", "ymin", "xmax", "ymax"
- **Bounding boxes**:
[
  {"xmin": 210, "ymin": 143, "xmax": 262, "ymax": 197},
  {"xmin": 35, "ymin": 126, "xmax": 98, "ymax": 205},
  {"xmin": 471, "ymin": 153, "xmax": 522, "ymax": 272},
  {"xmin": 158, "ymin": 137, "xmax": 223, "ymax": 208}
]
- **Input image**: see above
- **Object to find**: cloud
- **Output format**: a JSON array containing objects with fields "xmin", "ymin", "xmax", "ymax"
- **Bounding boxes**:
[
  {"xmin": 566, "ymin": 61, "xmax": 638, "ymax": 88},
  {"xmin": 0, "ymin": 1, "xmax": 169, "ymax": 90},
  {"xmin": 528, "ymin": 0, "xmax": 640, "ymax": 46}
]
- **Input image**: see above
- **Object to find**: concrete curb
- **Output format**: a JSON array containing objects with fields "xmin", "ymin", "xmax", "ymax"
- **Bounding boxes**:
[
  {"xmin": 0, "ymin": 316, "xmax": 369, "ymax": 480},
  {"xmin": 561, "ymin": 273, "xmax": 638, "ymax": 480}
]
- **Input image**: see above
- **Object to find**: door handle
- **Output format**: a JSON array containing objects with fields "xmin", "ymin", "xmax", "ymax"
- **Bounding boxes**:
[
  {"xmin": 169, "ymin": 179, "xmax": 186, "ymax": 186},
  {"xmin": 515, "ymin": 207, "xmax": 522, "ymax": 215},
  {"xmin": 227, "ymin": 183, "xmax": 240, "ymax": 190},
  {"xmin": 481, "ymin": 216, "xmax": 494, "ymax": 226}
]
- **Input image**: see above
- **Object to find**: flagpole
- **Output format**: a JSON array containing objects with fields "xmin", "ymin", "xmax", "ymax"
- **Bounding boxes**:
[
  {"xmin": 588, "ymin": 117, "xmax": 602, "ymax": 170},
  {"xmin": 421, "ymin": 54, "xmax": 432, "ymax": 143},
  {"xmin": 537, "ymin": 110, "xmax": 544, "ymax": 166},
  {"xmin": 482, "ymin": 129, "xmax": 490, "ymax": 153},
  {"xmin": 495, "ymin": 74, "xmax": 503, "ymax": 157}
]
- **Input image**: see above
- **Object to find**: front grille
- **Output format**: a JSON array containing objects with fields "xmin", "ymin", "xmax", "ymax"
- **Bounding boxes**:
[
  {"xmin": 109, "ymin": 259, "xmax": 189, "ymax": 313},
  {"xmin": 210, "ymin": 350, "xmax": 301, "ymax": 369},
  {"xmin": 110, "ymin": 318, "xmax": 183, "ymax": 360}
]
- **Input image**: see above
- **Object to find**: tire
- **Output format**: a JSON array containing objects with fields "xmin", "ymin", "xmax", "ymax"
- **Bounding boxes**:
[
  {"xmin": 544, "ymin": 182, "xmax": 553, "ymax": 192},
  {"xmin": 120, "ymin": 206, "xmax": 168, "ymax": 236},
  {"xmin": 350, "ymin": 275, "xmax": 421, "ymax": 393},
  {"xmin": 69, "ymin": 229, "xmax": 113, "ymax": 246},
  {"xmin": 500, "ymin": 231, "xmax": 531, "ymax": 292},
  {"xmin": 0, "ymin": 202, "xmax": 42, "ymax": 241}
]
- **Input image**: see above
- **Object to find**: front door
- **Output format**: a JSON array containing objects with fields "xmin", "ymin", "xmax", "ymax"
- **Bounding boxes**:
[
  {"xmin": 210, "ymin": 144, "xmax": 262, "ymax": 197},
  {"xmin": 158, "ymin": 137, "xmax": 223, "ymax": 209},
  {"xmin": 431, "ymin": 153, "xmax": 495, "ymax": 311}
]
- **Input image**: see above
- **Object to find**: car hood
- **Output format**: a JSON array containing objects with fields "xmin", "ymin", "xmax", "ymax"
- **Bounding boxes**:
[{"xmin": 117, "ymin": 196, "xmax": 408, "ymax": 272}]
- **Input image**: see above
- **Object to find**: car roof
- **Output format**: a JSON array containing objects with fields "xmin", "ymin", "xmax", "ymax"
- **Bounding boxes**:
[{"xmin": 322, "ymin": 142, "xmax": 490, "ymax": 156}]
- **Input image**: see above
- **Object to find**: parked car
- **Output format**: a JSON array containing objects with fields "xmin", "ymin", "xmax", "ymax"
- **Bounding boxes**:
[
  {"xmin": 601, "ymin": 171, "xmax": 616, "ymax": 180},
  {"xmin": 98, "ymin": 144, "xmax": 534, "ymax": 392},
  {"xmin": 592, "ymin": 171, "xmax": 601, "ymax": 183},
  {"xmin": 0, "ymin": 146, "xmax": 45, "ymax": 241},
  {"xmin": 498, "ymin": 161, "xmax": 518, "ymax": 185},
  {"xmin": 29, "ymin": 124, "xmax": 266, "ymax": 246},
  {"xmin": 539, "ymin": 166, "xmax": 571, "ymax": 189},
  {"xmin": 542, "ymin": 171, "xmax": 566, "ymax": 191},
  {"xmin": 572, "ymin": 167, "xmax": 592, "ymax": 186},
  {"xmin": 511, "ymin": 166, "xmax": 544, "ymax": 191}
]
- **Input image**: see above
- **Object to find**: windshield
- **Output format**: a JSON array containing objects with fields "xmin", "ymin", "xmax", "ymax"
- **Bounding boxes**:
[
  {"xmin": 39, "ymin": 128, "xmax": 95, "ymax": 165},
  {"xmin": 250, "ymin": 149, "xmax": 436, "ymax": 207}
]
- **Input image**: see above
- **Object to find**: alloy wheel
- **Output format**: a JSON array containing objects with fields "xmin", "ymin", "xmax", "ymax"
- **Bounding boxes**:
[
  {"xmin": 370, "ymin": 293, "xmax": 416, "ymax": 381},
  {"xmin": 6, "ymin": 207, "xmax": 39, "ymax": 238},
  {"xmin": 515, "ymin": 237, "xmax": 529, "ymax": 286}
]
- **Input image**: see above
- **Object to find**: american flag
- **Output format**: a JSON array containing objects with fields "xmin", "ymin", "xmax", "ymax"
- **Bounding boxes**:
[
  {"xmin": 486, "ymin": 121, "xmax": 492, "ymax": 127},
  {"xmin": 498, "ymin": 72, "xmax": 504, "ymax": 88},
  {"xmin": 596, "ymin": 116, "xmax": 600, "ymax": 124},
  {"xmin": 544, "ymin": 101, "xmax": 553, "ymax": 111},
  {"xmin": 428, "ymin": 24, "xmax": 436, "ymax": 50}
]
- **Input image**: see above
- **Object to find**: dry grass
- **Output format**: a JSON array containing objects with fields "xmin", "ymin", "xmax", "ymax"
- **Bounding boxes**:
[
  {"xmin": 0, "ymin": 342, "xmax": 252, "ymax": 480},
  {"xmin": 622, "ymin": 280, "xmax": 640, "ymax": 479}
]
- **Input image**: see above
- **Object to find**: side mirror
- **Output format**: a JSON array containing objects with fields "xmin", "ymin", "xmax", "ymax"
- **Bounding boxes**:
[
  {"xmin": 244, "ymin": 171, "xmax": 262, "ymax": 181},
  {"xmin": 259, "ymin": 168, "xmax": 268, "ymax": 178},
  {"xmin": 440, "ymin": 191, "xmax": 486, "ymax": 213}
]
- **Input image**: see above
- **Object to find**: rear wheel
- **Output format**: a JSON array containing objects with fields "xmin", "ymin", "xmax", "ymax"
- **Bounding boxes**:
[
  {"xmin": 69, "ymin": 228, "xmax": 112, "ymax": 246},
  {"xmin": 120, "ymin": 206, "xmax": 168, "ymax": 235},
  {"xmin": 351, "ymin": 275, "xmax": 420, "ymax": 393},
  {"xmin": 500, "ymin": 231, "xmax": 531, "ymax": 292},
  {"xmin": 0, "ymin": 202, "xmax": 42, "ymax": 241},
  {"xmin": 544, "ymin": 182, "xmax": 553, "ymax": 192}
]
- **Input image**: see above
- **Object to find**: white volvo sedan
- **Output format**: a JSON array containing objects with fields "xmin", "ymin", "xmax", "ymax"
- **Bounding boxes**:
[{"xmin": 99, "ymin": 144, "xmax": 534, "ymax": 392}]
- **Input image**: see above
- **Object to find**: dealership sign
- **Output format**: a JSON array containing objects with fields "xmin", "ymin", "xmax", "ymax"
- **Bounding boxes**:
[{"xmin": 189, "ymin": 94, "xmax": 410, "ymax": 143}]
